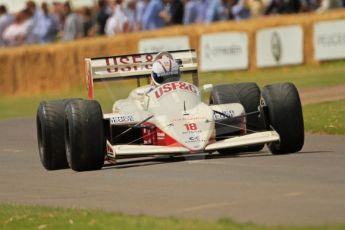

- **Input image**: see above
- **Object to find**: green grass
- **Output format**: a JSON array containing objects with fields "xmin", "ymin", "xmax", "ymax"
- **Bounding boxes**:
[
  {"xmin": 304, "ymin": 99, "xmax": 345, "ymax": 135},
  {"xmin": 199, "ymin": 60, "xmax": 345, "ymax": 89},
  {"xmin": 0, "ymin": 204, "xmax": 344, "ymax": 230}
]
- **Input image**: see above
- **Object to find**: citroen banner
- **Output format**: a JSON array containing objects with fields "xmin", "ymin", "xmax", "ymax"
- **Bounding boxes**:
[
  {"xmin": 256, "ymin": 25, "xmax": 304, "ymax": 68},
  {"xmin": 200, "ymin": 32, "xmax": 249, "ymax": 72}
]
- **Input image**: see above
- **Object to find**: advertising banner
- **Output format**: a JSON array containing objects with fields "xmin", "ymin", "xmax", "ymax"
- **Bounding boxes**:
[
  {"xmin": 314, "ymin": 20, "xmax": 345, "ymax": 61},
  {"xmin": 256, "ymin": 25, "xmax": 303, "ymax": 68},
  {"xmin": 139, "ymin": 36, "xmax": 190, "ymax": 53},
  {"xmin": 200, "ymin": 32, "xmax": 248, "ymax": 71}
]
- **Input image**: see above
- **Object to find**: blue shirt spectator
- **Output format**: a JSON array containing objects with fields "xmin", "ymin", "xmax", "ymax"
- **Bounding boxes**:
[
  {"xmin": 26, "ymin": 1, "xmax": 46, "ymax": 44},
  {"xmin": 232, "ymin": 0, "xmax": 251, "ymax": 20},
  {"xmin": 183, "ymin": 0, "xmax": 199, "ymax": 24},
  {"xmin": 205, "ymin": 0, "xmax": 230, "ymax": 23},
  {"xmin": 141, "ymin": 0, "xmax": 170, "ymax": 30},
  {"xmin": 40, "ymin": 2, "xmax": 58, "ymax": 43},
  {"xmin": 196, "ymin": 0, "xmax": 212, "ymax": 23}
]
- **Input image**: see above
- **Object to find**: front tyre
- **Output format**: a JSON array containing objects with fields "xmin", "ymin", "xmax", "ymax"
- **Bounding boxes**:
[
  {"xmin": 210, "ymin": 83, "xmax": 265, "ymax": 154},
  {"xmin": 262, "ymin": 83, "xmax": 304, "ymax": 154},
  {"xmin": 65, "ymin": 100, "xmax": 105, "ymax": 171}
]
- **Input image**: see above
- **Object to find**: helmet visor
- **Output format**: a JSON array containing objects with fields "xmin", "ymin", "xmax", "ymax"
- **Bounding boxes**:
[{"xmin": 152, "ymin": 71, "xmax": 180, "ymax": 85}]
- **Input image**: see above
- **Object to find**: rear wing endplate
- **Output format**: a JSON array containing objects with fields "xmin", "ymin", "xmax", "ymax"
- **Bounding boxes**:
[{"xmin": 85, "ymin": 49, "xmax": 198, "ymax": 99}]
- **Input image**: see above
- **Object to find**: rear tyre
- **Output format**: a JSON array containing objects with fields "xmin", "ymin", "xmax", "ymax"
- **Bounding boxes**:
[
  {"xmin": 262, "ymin": 83, "xmax": 304, "ymax": 154},
  {"xmin": 210, "ymin": 83, "xmax": 265, "ymax": 154},
  {"xmin": 36, "ymin": 100, "xmax": 69, "ymax": 170},
  {"xmin": 65, "ymin": 100, "xmax": 105, "ymax": 171}
]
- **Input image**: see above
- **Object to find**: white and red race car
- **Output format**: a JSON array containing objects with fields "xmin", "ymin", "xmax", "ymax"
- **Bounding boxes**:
[{"xmin": 37, "ymin": 49, "xmax": 304, "ymax": 172}]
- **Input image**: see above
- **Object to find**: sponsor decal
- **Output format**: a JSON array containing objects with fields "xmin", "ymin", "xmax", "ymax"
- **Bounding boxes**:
[
  {"xmin": 201, "ymin": 32, "xmax": 248, "ymax": 71},
  {"xmin": 182, "ymin": 129, "xmax": 202, "ymax": 135},
  {"xmin": 213, "ymin": 110, "xmax": 235, "ymax": 120},
  {"xmin": 110, "ymin": 115, "xmax": 134, "ymax": 124},
  {"xmin": 204, "ymin": 43, "xmax": 242, "ymax": 60},
  {"xmin": 185, "ymin": 135, "xmax": 207, "ymax": 144},
  {"xmin": 172, "ymin": 116, "xmax": 206, "ymax": 122},
  {"xmin": 317, "ymin": 32, "xmax": 345, "ymax": 47},
  {"xmin": 314, "ymin": 20, "xmax": 345, "ymax": 60},
  {"xmin": 139, "ymin": 36, "xmax": 190, "ymax": 53},
  {"xmin": 271, "ymin": 32, "xmax": 282, "ymax": 62},
  {"xmin": 105, "ymin": 54, "xmax": 154, "ymax": 73},
  {"xmin": 154, "ymin": 82, "xmax": 199, "ymax": 99},
  {"xmin": 256, "ymin": 25, "xmax": 303, "ymax": 67}
]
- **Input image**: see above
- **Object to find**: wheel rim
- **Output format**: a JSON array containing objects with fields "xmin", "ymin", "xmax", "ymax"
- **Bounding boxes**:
[
  {"xmin": 64, "ymin": 115, "xmax": 72, "ymax": 165},
  {"xmin": 37, "ymin": 116, "xmax": 45, "ymax": 162}
]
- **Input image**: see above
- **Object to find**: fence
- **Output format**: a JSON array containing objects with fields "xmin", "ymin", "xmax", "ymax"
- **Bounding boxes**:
[{"xmin": 0, "ymin": 9, "xmax": 345, "ymax": 95}]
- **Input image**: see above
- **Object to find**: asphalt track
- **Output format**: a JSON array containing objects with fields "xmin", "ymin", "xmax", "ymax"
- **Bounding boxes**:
[{"xmin": 0, "ymin": 118, "xmax": 345, "ymax": 226}]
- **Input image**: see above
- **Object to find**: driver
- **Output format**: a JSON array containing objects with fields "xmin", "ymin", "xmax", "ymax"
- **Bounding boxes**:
[
  {"xmin": 113, "ymin": 51, "xmax": 181, "ymax": 112},
  {"xmin": 150, "ymin": 52, "xmax": 181, "ymax": 87}
]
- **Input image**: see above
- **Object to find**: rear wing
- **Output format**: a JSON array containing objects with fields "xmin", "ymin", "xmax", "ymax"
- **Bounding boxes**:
[{"xmin": 85, "ymin": 49, "xmax": 198, "ymax": 99}]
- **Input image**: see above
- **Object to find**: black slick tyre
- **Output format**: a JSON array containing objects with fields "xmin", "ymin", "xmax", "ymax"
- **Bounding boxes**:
[
  {"xmin": 261, "ymin": 83, "xmax": 304, "ymax": 154},
  {"xmin": 210, "ymin": 83, "xmax": 265, "ymax": 154},
  {"xmin": 65, "ymin": 100, "xmax": 105, "ymax": 171},
  {"xmin": 36, "ymin": 100, "xmax": 69, "ymax": 170}
]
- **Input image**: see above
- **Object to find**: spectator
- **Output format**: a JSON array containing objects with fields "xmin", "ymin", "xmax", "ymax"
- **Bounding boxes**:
[
  {"xmin": 0, "ymin": 5, "xmax": 14, "ymax": 46},
  {"xmin": 265, "ymin": 0, "xmax": 301, "ymax": 15},
  {"xmin": 105, "ymin": 0, "xmax": 130, "ymax": 36},
  {"xmin": 196, "ymin": 0, "xmax": 212, "ymax": 23},
  {"xmin": 62, "ymin": 1, "xmax": 83, "ymax": 41},
  {"xmin": 316, "ymin": 0, "xmax": 342, "ymax": 12},
  {"xmin": 141, "ymin": 0, "xmax": 171, "ymax": 30},
  {"xmin": 79, "ymin": 7, "xmax": 95, "ymax": 37},
  {"xmin": 136, "ymin": 0, "xmax": 149, "ymax": 31},
  {"xmin": 169, "ymin": 0, "xmax": 184, "ymax": 24},
  {"xmin": 124, "ymin": 0, "xmax": 140, "ymax": 31},
  {"xmin": 26, "ymin": 0, "xmax": 46, "ymax": 44},
  {"xmin": 40, "ymin": 2, "xmax": 58, "ymax": 43},
  {"xmin": 2, "ymin": 9, "xmax": 32, "ymax": 46},
  {"xmin": 96, "ymin": 0, "xmax": 111, "ymax": 35},
  {"xmin": 205, "ymin": 0, "xmax": 230, "ymax": 23},
  {"xmin": 51, "ymin": 2, "xmax": 65, "ymax": 35},
  {"xmin": 232, "ymin": 0, "xmax": 251, "ymax": 20},
  {"xmin": 246, "ymin": 0, "xmax": 265, "ymax": 18},
  {"xmin": 182, "ymin": 0, "xmax": 200, "ymax": 24},
  {"xmin": 299, "ymin": 0, "xmax": 320, "ymax": 12}
]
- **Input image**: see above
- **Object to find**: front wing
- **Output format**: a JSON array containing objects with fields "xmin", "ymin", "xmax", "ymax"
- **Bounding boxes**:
[{"xmin": 107, "ymin": 131, "xmax": 279, "ymax": 157}]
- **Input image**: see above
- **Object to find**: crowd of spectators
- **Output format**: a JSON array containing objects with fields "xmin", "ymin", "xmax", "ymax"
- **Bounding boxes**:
[{"xmin": 0, "ymin": 0, "xmax": 344, "ymax": 47}]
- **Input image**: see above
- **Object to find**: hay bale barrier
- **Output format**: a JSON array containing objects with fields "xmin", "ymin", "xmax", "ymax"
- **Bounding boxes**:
[{"xmin": 0, "ymin": 10, "xmax": 344, "ymax": 96}]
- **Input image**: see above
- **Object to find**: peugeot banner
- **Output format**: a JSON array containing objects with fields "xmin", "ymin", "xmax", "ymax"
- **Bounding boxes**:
[
  {"xmin": 256, "ymin": 25, "xmax": 304, "ymax": 68},
  {"xmin": 314, "ymin": 20, "xmax": 345, "ymax": 61},
  {"xmin": 200, "ymin": 32, "xmax": 249, "ymax": 72}
]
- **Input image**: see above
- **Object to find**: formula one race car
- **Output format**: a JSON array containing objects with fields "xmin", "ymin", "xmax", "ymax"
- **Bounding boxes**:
[{"xmin": 37, "ymin": 49, "xmax": 304, "ymax": 172}]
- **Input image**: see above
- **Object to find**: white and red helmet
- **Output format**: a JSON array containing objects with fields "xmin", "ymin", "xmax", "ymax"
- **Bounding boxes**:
[{"xmin": 151, "ymin": 52, "xmax": 181, "ymax": 86}]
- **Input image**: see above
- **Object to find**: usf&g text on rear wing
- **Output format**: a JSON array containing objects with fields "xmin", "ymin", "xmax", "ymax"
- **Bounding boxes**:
[{"xmin": 85, "ymin": 49, "xmax": 198, "ymax": 99}]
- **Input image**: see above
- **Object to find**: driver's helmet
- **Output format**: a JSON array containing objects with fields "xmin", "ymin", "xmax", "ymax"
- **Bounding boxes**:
[{"xmin": 151, "ymin": 52, "xmax": 181, "ymax": 86}]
